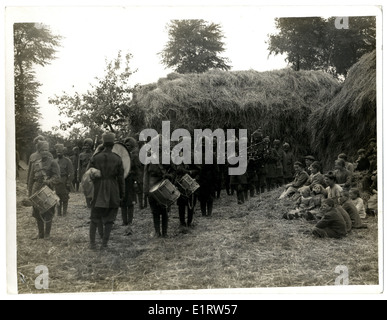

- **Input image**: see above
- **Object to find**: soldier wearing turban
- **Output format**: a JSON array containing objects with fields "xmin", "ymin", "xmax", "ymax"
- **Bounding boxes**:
[
  {"xmin": 88, "ymin": 132, "xmax": 125, "ymax": 250},
  {"xmin": 28, "ymin": 141, "xmax": 60, "ymax": 240},
  {"xmin": 54, "ymin": 144, "xmax": 74, "ymax": 216}
]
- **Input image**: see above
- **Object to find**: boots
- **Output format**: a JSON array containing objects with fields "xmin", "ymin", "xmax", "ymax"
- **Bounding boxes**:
[
  {"xmin": 35, "ymin": 218, "xmax": 45, "ymax": 239},
  {"xmin": 161, "ymin": 213, "xmax": 168, "ymax": 238},
  {"xmin": 44, "ymin": 221, "xmax": 52, "ymax": 239},
  {"xmin": 207, "ymin": 200, "xmax": 213, "ymax": 217},
  {"xmin": 121, "ymin": 207, "xmax": 128, "ymax": 226},
  {"xmin": 128, "ymin": 206, "xmax": 134, "ymax": 225},
  {"xmin": 153, "ymin": 213, "xmax": 161, "ymax": 237},
  {"xmin": 179, "ymin": 205, "xmax": 187, "ymax": 226},
  {"xmin": 98, "ymin": 221, "xmax": 104, "ymax": 239},
  {"xmin": 89, "ymin": 221, "xmax": 98, "ymax": 250},
  {"xmin": 101, "ymin": 223, "xmax": 113, "ymax": 249},
  {"xmin": 200, "ymin": 201, "xmax": 207, "ymax": 216},
  {"xmin": 62, "ymin": 201, "xmax": 68, "ymax": 216},
  {"xmin": 57, "ymin": 202, "xmax": 62, "ymax": 216}
]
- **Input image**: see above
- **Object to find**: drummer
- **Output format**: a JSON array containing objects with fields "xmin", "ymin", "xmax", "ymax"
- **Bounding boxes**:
[
  {"xmin": 143, "ymin": 135, "xmax": 176, "ymax": 238},
  {"xmin": 172, "ymin": 146, "xmax": 200, "ymax": 230},
  {"xmin": 121, "ymin": 137, "xmax": 141, "ymax": 236},
  {"xmin": 54, "ymin": 144, "xmax": 74, "ymax": 216},
  {"xmin": 88, "ymin": 132, "xmax": 125, "ymax": 250},
  {"xmin": 28, "ymin": 141, "xmax": 60, "ymax": 240},
  {"xmin": 78, "ymin": 138, "xmax": 94, "ymax": 208}
]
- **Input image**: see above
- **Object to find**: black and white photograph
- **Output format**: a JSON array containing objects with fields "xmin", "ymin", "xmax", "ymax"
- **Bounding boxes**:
[{"xmin": 3, "ymin": 1, "xmax": 385, "ymax": 300}]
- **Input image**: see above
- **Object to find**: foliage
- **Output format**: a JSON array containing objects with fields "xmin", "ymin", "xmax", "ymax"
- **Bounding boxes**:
[
  {"xmin": 49, "ymin": 51, "xmax": 142, "ymax": 137},
  {"xmin": 14, "ymin": 23, "xmax": 62, "ymax": 153},
  {"xmin": 159, "ymin": 19, "xmax": 231, "ymax": 74},
  {"xmin": 267, "ymin": 17, "xmax": 376, "ymax": 78}
]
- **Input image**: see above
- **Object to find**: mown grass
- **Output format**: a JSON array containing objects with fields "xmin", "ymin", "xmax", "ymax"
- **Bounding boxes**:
[{"xmin": 15, "ymin": 180, "xmax": 379, "ymax": 295}]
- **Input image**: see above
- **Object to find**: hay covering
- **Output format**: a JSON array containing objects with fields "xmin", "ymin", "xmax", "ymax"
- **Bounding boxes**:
[
  {"xmin": 309, "ymin": 50, "xmax": 377, "ymax": 166},
  {"xmin": 134, "ymin": 69, "xmax": 340, "ymax": 156}
]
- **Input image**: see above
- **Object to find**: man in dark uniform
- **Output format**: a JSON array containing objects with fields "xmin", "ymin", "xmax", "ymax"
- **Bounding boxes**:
[
  {"xmin": 88, "ymin": 132, "xmax": 125, "ymax": 250},
  {"xmin": 121, "ymin": 137, "xmax": 141, "ymax": 235},
  {"xmin": 27, "ymin": 135, "xmax": 47, "ymax": 193},
  {"xmin": 54, "ymin": 144, "xmax": 74, "ymax": 216},
  {"xmin": 250, "ymin": 129, "xmax": 268, "ymax": 195},
  {"xmin": 28, "ymin": 141, "xmax": 60, "ymax": 240}
]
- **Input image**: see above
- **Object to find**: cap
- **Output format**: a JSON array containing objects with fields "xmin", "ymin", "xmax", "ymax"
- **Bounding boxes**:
[
  {"xmin": 102, "ymin": 132, "xmax": 115, "ymax": 144},
  {"xmin": 55, "ymin": 144, "xmax": 65, "ymax": 153},
  {"xmin": 83, "ymin": 138, "xmax": 94, "ymax": 147}
]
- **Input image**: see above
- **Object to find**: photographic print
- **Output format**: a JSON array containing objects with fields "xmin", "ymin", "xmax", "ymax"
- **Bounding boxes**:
[{"xmin": 4, "ymin": 3, "xmax": 383, "ymax": 297}]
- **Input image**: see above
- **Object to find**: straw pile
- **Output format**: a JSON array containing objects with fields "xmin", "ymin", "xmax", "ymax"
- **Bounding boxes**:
[
  {"xmin": 133, "ymin": 69, "xmax": 340, "ymax": 156},
  {"xmin": 309, "ymin": 50, "xmax": 377, "ymax": 167}
]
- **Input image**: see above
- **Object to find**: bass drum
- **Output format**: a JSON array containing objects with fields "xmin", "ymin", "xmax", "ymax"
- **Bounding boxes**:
[
  {"xmin": 113, "ymin": 142, "xmax": 131, "ymax": 179},
  {"xmin": 94, "ymin": 142, "xmax": 131, "ymax": 178}
]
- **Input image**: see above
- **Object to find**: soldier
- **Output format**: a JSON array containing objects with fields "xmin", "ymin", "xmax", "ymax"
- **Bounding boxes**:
[
  {"xmin": 174, "ymin": 158, "xmax": 200, "ymax": 229},
  {"xmin": 54, "ymin": 144, "xmax": 74, "ymax": 216},
  {"xmin": 143, "ymin": 137, "xmax": 175, "ymax": 238},
  {"xmin": 79, "ymin": 138, "xmax": 94, "ymax": 207},
  {"xmin": 27, "ymin": 135, "xmax": 47, "ymax": 194},
  {"xmin": 121, "ymin": 137, "xmax": 141, "ymax": 235},
  {"xmin": 265, "ymin": 137, "xmax": 279, "ymax": 191},
  {"xmin": 28, "ymin": 141, "xmax": 60, "ymax": 240},
  {"xmin": 282, "ymin": 142, "xmax": 295, "ymax": 184},
  {"xmin": 250, "ymin": 129, "xmax": 268, "ymax": 195},
  {"xmin": 273, "ymin": 139, "xmax": 284, "ymax": 187},
  {"xmin": 88, "ymin": 132, "xmax": 125, "ymax": 250}
]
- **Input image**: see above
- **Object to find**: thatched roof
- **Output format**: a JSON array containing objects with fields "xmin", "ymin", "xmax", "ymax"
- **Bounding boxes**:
[
  {"xmin": 133, "ymin": 68, "xmax": 340, "ymax": 156},
  {"xmin": 309, "ymin": 50, "xmax": 377, "ymax": 166}
]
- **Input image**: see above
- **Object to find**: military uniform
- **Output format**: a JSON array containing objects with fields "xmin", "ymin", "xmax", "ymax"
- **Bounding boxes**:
[
  {"xmin": 121, "ymin": 138, "xmax": 141, "ymax": 231},
  {"xmin": 143, "ymin": 163, "xmax": 175, "ymax": 237},
  {"xmin": 78, "ymin": 139, "xmax": 94, "ymax": 207},
  {"xmin": 28, "ymin": 144, "xmax": 60, "ymax": 239},
  {"xmin": 54, "ymin": 144, "xmax": 74, "ymax": 216},
  {"xmin": 88, "ymin": 133, "xmax": 125, "ymax": 249},
  {"xmin": 70, "ymin": 147, "xmax": 80, "ymax": 191},
  {"xmin": 174, "ymin": 162, "xmax": 199, "ymax": 226}
]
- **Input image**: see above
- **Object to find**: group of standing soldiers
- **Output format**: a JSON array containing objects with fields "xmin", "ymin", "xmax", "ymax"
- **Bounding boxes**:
[
  {"xmin": 230, "ymin": 128, "xmax": 296, "ymax": 205},
  {"xmin": 25, "ymin": 127, "xmax": 297, "ymax": 249}
]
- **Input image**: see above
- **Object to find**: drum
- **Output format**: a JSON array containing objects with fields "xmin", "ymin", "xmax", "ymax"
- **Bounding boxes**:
[
  {"xmin": 113, "ymin": 143, "xmax": 131, "ymax": 178},
  {"xmin": 149, "ymin": 179, "xmax": 180, "ymax": 207},
  {"xmin": 29, "ymin": 185, "xmax": 60, "ymax": 214},
  {"xmin": 176, "ymin": 174, "xmax": 200, "ymax": 197},
  {"xmin": 94, "ymin": 142, "xmax": 131, "ymax": 178}
]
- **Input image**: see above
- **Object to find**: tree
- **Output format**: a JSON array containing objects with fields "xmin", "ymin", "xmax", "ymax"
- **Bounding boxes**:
[
  {"xmin": 159, "ymin": 19, "xmax": 231, "ymax": 73},
  {"xmin": 14, "ymin": 23, "xmax": 62, "ymax": 156},
  {"xmin": 49, "ymin": 51, "xmax": 142, "ymax": 137},
  {"xmin": 267, "ymin": 17, "xmax": 376, "ymax": 78}
]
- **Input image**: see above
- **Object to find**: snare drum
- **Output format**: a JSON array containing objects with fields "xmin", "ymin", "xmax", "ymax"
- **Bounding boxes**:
[
  {"xmin": 29, "ymin": 185, "xmax": 60, "ymax": 214},
  {"xmin": 176, "ymin": 174, "xmax": 200, "ymax": 197},
  {"xmin": 149, "ymin": 179, "xmax": 180, "ymax": 207}
]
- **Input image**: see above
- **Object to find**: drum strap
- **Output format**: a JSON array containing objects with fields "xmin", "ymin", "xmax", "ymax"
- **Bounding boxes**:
[{"xmin": 188, "ymin": 194, "xmax": 195, "ymax": 210}]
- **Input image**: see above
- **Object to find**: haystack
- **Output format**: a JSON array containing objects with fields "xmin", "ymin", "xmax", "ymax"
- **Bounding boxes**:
[
  {"xmin": 309, "ymin": 50, "xmax": 377, "ymax": 168},
  {"xmin": 133, "ymin": 68, "xmax": 340, "ymax": 157}
]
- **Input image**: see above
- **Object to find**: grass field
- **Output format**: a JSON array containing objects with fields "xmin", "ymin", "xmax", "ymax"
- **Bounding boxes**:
[{"xmin": 14, "ymin": 175, "xmax": 380, "ymax": 295}]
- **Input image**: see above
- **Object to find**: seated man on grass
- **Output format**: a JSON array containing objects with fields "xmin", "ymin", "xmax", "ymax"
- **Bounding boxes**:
[{"xmin": 312, "ymin": 198, "xmax": 347, "ymax": 239}]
